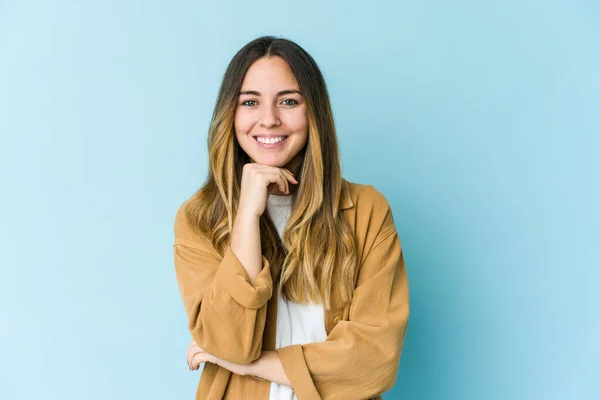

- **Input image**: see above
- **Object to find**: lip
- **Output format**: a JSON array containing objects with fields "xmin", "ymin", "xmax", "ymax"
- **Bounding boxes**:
[
  {"xmin": 253, "ymin": 135, "xmax": 289, "ymax": 149},
  {"xmin": 252, "ymin": 134, "xmax": 289, "ymax": 138}
]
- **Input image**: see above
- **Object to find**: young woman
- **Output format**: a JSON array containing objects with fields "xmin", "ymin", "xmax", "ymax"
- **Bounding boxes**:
[{"xmin": 174, "ymin": 36, "xmax": 410, "ymax": 400}]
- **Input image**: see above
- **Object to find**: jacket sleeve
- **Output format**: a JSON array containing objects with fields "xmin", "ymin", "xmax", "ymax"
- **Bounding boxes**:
[
  {"xmin": 276, "ymin": 206, "xmax": 410, "ymax": 399},
  {"xmin": 173, "ymin": 203, "xmax": 273, "ymax": 365}
]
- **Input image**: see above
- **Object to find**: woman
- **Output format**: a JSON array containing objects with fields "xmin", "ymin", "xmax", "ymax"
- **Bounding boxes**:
[{"xmin": 173, "ymin": 36, "xmax": 410, "ymax": 400}]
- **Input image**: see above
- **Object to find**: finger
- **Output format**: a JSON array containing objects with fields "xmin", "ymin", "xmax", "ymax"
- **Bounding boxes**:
[
  {"xmin": 186, "ymin": 341, "xmax": 195, "ymax": 362},
  {"xmin": 281, "ymin": 168, "xmax": 299, "ymax": 185},
  {"xmin": 187, "ymin": 344, "xmax": 202, "ymax": 367},
  {"xmin": 191, "ymin": 352, "xmax": 209, "ymax": 370},
  {"xmin": 187, "ymin": 348, "xmax": 195, "ymax": 367},
  {"xmin": 278, "ymin": 171, "xmax": 289, "ymax": 194},
  {"xmin": 189, "ymin": 351, "xmax": 199, "ymax": 370},
  {"xmin": 191, "ymin": 353, "xmax": 201, "ymax": 370},
  {"xmin": 281, "ymin": 168, "xmax": 295, "ymax": 178},
  {"xmin": 263, "ymin": 172, "xmax": 287, "ymax": 194}
]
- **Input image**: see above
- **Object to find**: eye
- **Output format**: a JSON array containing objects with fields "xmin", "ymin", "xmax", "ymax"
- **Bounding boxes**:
[
  {"xmin": 241, "ymin": 100, "xmax": 257, "ymax": 107},
  {"xmin": 282, "ymin": 99, "xmax": 298, "ymax": 106}
]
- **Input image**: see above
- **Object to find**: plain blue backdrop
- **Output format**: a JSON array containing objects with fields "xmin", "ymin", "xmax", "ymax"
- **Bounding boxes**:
[{"xmin": 1, "ymin": 1, "xmax": 598, "ymax": 399}]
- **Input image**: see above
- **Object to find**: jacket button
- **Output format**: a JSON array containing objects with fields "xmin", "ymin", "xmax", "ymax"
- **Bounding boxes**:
[
  {"xmin": 333, "ymin": 315, "xmax": 342, "ymax": 325},
  {"xmin": 266, "ymin": 320, "xmax": 270, "ymax": 326}
]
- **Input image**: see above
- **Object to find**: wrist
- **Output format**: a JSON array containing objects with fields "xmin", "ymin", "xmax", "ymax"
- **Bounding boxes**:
[{"xmin": 236, "ymin": 208, "xmax": 261, "ymax": 223}]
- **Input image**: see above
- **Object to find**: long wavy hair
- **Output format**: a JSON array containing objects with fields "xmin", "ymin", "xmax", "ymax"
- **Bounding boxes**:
[{"xmin": 183, "ymin": 36, "xmax": 358, "ymax": 310}]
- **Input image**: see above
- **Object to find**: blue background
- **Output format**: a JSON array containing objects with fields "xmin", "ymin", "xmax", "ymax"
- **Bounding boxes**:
[{"xmin": 1, "ymin": 1, "xmax": 598, "ymax": 399}]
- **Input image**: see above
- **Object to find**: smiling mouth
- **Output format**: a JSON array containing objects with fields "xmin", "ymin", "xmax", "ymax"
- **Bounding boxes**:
[{"xmin": 253, "ymin": 136, "xmax": 289, "ymax": 145}]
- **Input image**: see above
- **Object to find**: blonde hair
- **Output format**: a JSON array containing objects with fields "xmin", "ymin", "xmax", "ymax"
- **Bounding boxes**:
[{"xmin": 184, "ymin": 36, "xmax": 358, "ymax": 310}]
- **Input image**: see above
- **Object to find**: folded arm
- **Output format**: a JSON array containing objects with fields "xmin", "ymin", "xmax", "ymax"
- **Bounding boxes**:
[{"xmin": 173, "ymin": 204, "xmax": 272, "ymax": 365}]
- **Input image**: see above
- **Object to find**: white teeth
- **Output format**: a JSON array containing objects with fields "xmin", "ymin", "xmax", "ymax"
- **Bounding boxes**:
[{"xmin": 256, "ymin": 136, "xmax": 285, "ymax": 144}]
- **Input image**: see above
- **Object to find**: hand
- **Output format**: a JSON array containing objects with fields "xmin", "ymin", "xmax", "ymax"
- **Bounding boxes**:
[
  {"xmin": 186, "ymin": 339, "xmax": 252, "ymax": 376},
  {"xmin": 238, "ymin": 163, "xmax": 299, "ymax": 218},
  {"xmin": 186, "ymin": 338, "xmax": 217, "ymax": 370}
]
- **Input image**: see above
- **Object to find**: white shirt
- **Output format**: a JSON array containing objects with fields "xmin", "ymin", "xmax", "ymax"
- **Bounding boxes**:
[{"xmin": 265, "ymin": 194, "xmax": 328, "ymax": 400}]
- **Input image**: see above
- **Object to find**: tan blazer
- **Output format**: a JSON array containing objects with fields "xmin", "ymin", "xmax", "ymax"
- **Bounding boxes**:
[{"xmin": 173, "ymin": 179, "xmax": 410, "ymax": 400}]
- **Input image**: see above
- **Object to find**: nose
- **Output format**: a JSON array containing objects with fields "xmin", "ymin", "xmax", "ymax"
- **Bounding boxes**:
[{"xmin": 259, "ymin": 104, "xmax": 280, "ymax": 128}]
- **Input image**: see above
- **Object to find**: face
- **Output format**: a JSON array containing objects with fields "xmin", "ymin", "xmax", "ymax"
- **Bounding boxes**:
[{"xmin": 234, "ymin": 56, "xmax": 308, "ymax": 172}]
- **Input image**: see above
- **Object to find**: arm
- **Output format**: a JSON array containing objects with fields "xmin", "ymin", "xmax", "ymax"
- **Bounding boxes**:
[
  {"xmin": 230, "ymin": 203, "xmax": 264, "ymax": 286},
  {"xmin": 248, "ymin": 351, "xmax": 292, "ymax": 387},
  {"xmin": 173, "ymin": 202, "xmax": 272, "ymax": 365},
  {"xmin": 276, "ymin": 205, "xmax": 410, "ymax": 399}
]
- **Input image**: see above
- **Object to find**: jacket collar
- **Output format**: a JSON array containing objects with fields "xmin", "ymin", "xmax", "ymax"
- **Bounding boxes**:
[{"xmin": 340, "ymin": 179, "xmax": 355, "ymax": 210}]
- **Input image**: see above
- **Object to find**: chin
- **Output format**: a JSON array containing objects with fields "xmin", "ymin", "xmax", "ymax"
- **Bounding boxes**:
[
  {"xmin": 263, "ymin": 160, "xmax": 289, "ymax": 168},
  {"xmin": 250, "ymin": 155, "xmax": 289, "ymax": 167}
]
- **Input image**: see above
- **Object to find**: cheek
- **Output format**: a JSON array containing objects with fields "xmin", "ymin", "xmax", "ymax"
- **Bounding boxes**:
[
  {"xmin": 234, "ymin": 110, "xmax": 255, "ymax": 134},
  {"xmin": 285, "ymin": 110, "xmax": 308, "ymax": 132}
]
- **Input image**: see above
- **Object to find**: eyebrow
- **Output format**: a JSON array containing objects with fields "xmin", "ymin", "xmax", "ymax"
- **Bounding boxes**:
[{"xmin": 239, "ymin": 89, "xmax": 302, "ymax": 96}]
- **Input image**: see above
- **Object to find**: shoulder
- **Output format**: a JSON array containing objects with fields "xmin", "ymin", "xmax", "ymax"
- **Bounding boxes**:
[
  {"xmin": 173, "ymin": 198, "xmax": 204, "ymax": 248},
  {"xmin": 344, "ymin": 178, "xmax": 393, "ymax": 216},
  {"xmin": 174, "ymin": 199, "xmax": 190, "ymax": 233},
  {"xmin": 343, "ymin": 178, "xmax": 397, "ymax": 243}
]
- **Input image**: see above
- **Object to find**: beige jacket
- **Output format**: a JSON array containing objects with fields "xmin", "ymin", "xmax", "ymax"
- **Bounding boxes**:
[{"xmin": 173, "ymin": 179, "xmax": 410, "ymax": 400}]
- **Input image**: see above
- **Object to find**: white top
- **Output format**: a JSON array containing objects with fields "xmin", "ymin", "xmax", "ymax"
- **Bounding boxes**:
[{"xmin": 265, "ymin": 194, "xmax": 328, "ymax": 400}]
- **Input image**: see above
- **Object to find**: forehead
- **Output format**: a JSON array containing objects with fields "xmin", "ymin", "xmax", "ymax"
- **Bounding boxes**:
[{"xmin": 241, "ymin": 56, "xmax": 300, "ymax": 90}]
